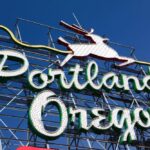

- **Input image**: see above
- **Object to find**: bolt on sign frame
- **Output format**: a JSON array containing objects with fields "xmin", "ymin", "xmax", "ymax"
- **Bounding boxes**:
[{"xmin": 0, "ymin": 18, "xmax": 150, "ymax": 150}]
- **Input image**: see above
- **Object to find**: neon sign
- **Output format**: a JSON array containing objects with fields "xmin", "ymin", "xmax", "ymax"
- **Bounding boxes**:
[{"xmin": 0, "ymin": 21, "xmax": 150, "ymax": 144}]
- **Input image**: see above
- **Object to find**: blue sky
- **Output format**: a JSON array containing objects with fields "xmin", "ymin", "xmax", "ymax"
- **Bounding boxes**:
[{"xmin": 0, "ymin": 0, "xmax": 150, "ymax": 62}]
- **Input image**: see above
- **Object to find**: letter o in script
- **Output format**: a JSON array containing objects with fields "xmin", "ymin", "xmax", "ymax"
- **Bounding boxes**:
[{"xmin": 29, "ymin": 90, "xmax": 68, "ymax": 139}]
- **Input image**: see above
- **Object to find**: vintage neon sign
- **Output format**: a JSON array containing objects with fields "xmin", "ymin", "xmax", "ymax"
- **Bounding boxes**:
[{"xmin": 0, "ymin": 21, "xmax": 150, "ymax": 144}]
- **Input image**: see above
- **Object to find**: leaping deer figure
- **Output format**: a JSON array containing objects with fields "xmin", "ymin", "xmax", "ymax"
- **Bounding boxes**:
[
  {"xmin": 0, "ymin": 21, "xmax": 149, "ymax": 68},
  {"xmin": 58, "ymin": 21, "xmax": 149, "ymax": 67}
]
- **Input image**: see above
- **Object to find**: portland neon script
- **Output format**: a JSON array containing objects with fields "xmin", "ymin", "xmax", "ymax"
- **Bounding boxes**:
[{"xmin": 29, "ymin": 61, "xmax": 150, "ymax": 92}]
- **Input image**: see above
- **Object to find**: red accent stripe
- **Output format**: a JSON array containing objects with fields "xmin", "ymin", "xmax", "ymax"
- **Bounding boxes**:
[{"xmin": 17, "ymin": 146, "xmax": 55, "ymax": 150}]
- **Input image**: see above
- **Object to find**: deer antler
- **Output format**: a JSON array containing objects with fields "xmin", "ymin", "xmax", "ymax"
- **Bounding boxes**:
[
  {"xmin": 60, "ymin": 20, "xmax": 88, "ymax": 35},
  {"xmin": 72, "ymin": 24, "xmax": 87, "ymax": 32}
]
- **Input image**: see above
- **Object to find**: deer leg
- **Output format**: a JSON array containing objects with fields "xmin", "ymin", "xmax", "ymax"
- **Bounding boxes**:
[
  {"xmin": 58, "ymin": 37, "xmax": 70, "ymax": 47},
  {"xmin": 60, "ymin": 54, "xmax": 74, "ymax": 67},
  {"xmin": 116, "ymin": 57, "xmax": 135, "ymax": 67}
]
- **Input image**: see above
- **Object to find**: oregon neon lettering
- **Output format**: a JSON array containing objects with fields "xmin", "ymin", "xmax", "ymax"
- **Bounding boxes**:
[{"xmin": 29, "ymin": 90, "xmax": 150, "ymax": 143}]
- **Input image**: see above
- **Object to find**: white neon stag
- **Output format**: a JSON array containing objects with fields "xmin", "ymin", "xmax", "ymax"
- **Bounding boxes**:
[{"xmin": 58, "ymin": 21, "xmax": 147, "ymax": 67}]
